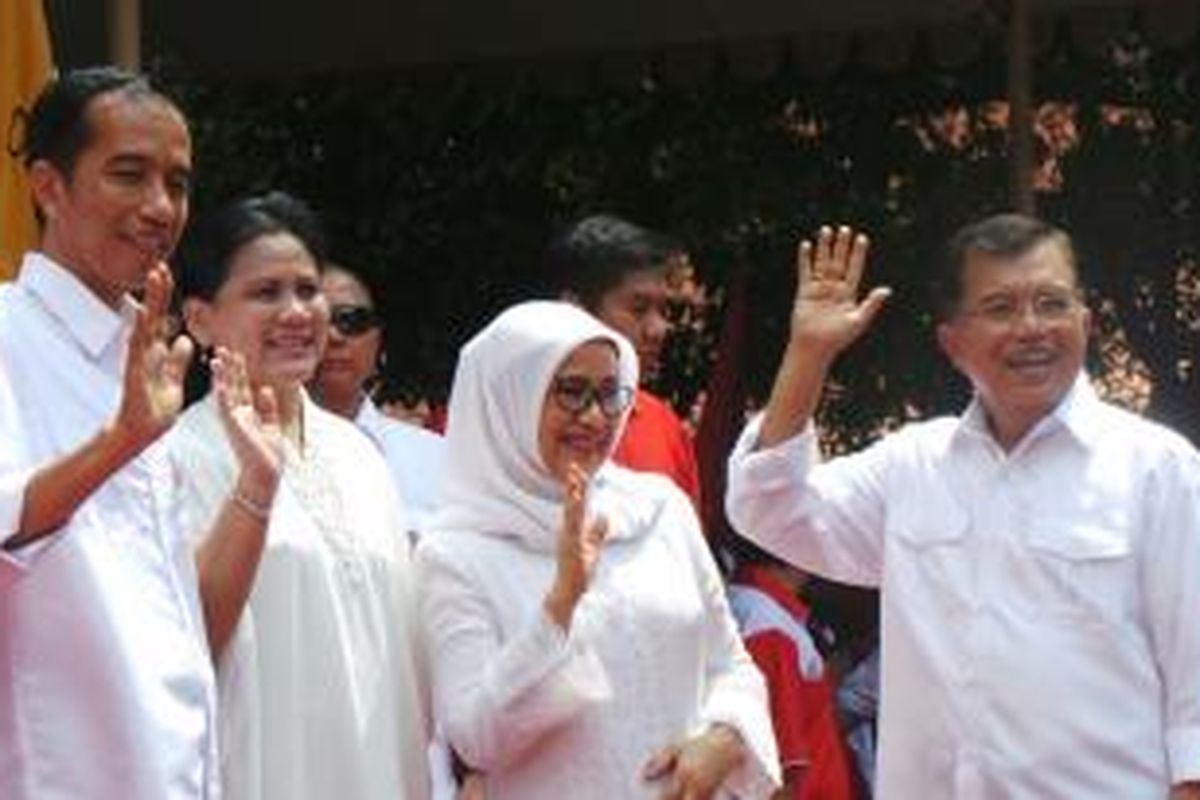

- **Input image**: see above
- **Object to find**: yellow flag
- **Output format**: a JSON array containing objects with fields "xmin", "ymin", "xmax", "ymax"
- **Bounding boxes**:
[{"xmin": 0, "ymin": 0, "xmax": 53, "ymax": 281}]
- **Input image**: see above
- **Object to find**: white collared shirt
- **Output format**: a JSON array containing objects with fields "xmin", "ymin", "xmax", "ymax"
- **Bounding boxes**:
[
  {"xmin": 0, "ymin": 252, "xmax": 219, "ymax": 800},
  {"xmin": 355, "ymin": 397, "xmax": 445, "ymax": 536},
  {"xmin": 727, "ymin": 376, "xmax": 1200, "ymax": 799}
]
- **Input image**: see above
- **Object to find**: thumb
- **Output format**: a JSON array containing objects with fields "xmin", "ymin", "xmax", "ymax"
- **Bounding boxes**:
[
  {"xmin": 642, "ymin": 744, "xmax": 679, "ymax": 781},
  {"xmin": 255, "ymin": 385, "xmax": 280, "ymax": 428},
  {"xmin": 854, "ymin": 286, "xmax": 892, "ymax": 328},
  {"xmin": 586, "ymin": 513, "xmax": 609, "ymax": 547}
]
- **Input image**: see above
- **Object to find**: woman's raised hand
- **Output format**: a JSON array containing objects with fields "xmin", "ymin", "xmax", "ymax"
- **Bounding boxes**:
[
  {"xmin": 211, "ymin": 347, "xmax": 285, "ymax": 511},
  {"xmin": 788, "ymin": 225, "xmax": 890, "ymax": 362},
  {"xmin": 544, "ymin": 463, "xmax": 609, "ymax": 631}
]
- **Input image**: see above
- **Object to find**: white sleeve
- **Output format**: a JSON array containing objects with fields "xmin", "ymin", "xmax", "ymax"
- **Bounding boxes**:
[
  {"xmin": 416, "ymin": 540, "xmax": 612, "ymax": 771},
  {"xmin": 725, "ymin": 413, "xmax": 890, "ymax": 588},
  {"xmin": 0, "ymin": 368, "xmax": 58, "ymax": 581},
  {"xmin": 1141, "ymin": 443, "xmax": 1200, "ymax": 785}
]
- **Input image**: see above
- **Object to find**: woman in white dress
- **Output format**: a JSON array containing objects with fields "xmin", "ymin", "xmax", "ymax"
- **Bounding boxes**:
[
  {"xmin": 169, "ymin": 192, "xmax": 430, "ymax": 800},
  {"xmin": 417, "ymin": 300, "xmax": 780, "ymax": 799}
]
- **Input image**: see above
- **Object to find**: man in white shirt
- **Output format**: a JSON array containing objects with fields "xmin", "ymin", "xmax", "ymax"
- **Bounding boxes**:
[
  {"xmin": 726, "ymin": 214, "xmax": 1200, "ymax": 800},
  {"xmin": 1, "ymin": 67, "xmax": 282, "ymax": 800}
]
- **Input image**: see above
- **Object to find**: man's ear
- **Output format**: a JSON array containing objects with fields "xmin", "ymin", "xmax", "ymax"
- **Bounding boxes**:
[
  {"xmin": 181, "ymin": 298, "xmax": 214, "ymax": 348},
  {"xmin": 27, "ymin": 160, "xmax": 65, "ymax": 224},
  {"xmin": 936, "ymin": 321, "xmax": 959, "ymax": 367}
]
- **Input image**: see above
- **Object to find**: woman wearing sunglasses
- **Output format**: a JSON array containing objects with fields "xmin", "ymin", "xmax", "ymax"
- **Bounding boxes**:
[
  {"xmin": 168, "ymin": 192, "xmax": 430, "ymax": 800},
  {"xmin": 310, "ymin": 264, "xmax": 446, "ymax": 535},
  {"xmin": 417, "ymin": 300, "xmax": 780, "ymax": 799}
]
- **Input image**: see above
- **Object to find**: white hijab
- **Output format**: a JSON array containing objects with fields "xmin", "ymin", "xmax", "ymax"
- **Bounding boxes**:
[{"xmin": 433, "ymin": 300, "xmax": 667, "ymax": 552}]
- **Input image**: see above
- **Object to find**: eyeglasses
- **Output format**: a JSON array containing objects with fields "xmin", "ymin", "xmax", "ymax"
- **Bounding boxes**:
[
  {"xmin": 963, "ymin": 290, "xmax": 1081, "ymax": 327},
  {"xmin": 550, "ymin": 376, "xmax": 634, "ymax": 419},
  {"xmin": 329, "ymin": 304, "xmax": 380, "ymax": 337}
]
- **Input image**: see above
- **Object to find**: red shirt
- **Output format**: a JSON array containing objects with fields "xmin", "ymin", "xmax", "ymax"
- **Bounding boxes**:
[
  {"xmin": 611, "ymin": 389, "xmax": 701, "ymax": 508},
  {"xmin": 732, "ymin": 565, "xmax": 859, "ymax": 800}
]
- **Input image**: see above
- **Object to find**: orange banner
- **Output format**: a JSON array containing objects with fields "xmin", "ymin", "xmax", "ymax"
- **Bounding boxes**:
[{"xmin": 1, "ymin": 0, "xmax": 53, "ymax": 281}]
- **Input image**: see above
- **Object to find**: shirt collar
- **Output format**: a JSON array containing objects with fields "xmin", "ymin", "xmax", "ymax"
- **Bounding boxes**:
[
  {"xmin": 954, "ymin": 372, "xmax": 1098, "ymax": 450},
  {"xmin": 353, "ymin": 395, "xmax": 388, "ymax": 439},
  {"xmin": 18, "ymin": 252, "xmax": 136, "ymax": 359}
]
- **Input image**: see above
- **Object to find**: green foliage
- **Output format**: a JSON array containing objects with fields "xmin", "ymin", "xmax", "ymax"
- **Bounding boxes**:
[{"xmin": 158, "ymin": 27, "xmax": 1200, "ymax": 445}]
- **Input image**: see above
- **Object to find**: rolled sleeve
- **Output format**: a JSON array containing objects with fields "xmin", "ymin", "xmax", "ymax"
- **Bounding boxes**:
[
  {"xmin": 727, "ymin": 413, "xmax": 886, "ymax": 588},
  {"xmin": 1168, "ymin": 725, "xmax": 1200, "ymax": 784},
  {"xmin": 0, "ymin": 465, "xmax": 49, "ymax": 583}
]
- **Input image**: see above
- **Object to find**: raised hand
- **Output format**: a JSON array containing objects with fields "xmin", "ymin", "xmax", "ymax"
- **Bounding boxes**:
[
  {"xmin": 642, "ymin": 724, "xmax": 746, "ymax": 800},
  {"xmin": 544, "ymin": 463, "xmax": 609, "ymax": 630},
  {"xmin": 211, "ymin": 347, "xmax": 285, "ymax": 507},
  {"xmin": 112, "ymin": 261, "xmax": 194, "ymax": 453},
  {"xmin": 789, "ymin": 225, "xmax": 890, "ymax": 361}
]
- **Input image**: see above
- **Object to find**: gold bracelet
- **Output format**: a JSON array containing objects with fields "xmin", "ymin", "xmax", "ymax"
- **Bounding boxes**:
[{"xmin": 231, "ymin": 487, "xmax": 271, "ymax": 521}]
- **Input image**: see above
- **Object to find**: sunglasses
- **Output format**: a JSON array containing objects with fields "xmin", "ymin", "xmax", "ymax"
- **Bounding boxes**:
[
  {"xmin": 329, "ymin": 305, "xmax": 380, "ymax": 337},
  {"xmin": 551, "ymin": 375, "xmax": 634, "ymax": 419}
]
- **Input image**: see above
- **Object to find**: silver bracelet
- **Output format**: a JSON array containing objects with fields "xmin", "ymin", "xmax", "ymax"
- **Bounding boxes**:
[{"xmin": 231, "ymin": 487, "xmax": 271, "ymax": 521}]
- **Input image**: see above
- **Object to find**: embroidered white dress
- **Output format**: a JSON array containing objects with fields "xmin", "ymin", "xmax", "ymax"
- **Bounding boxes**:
[{"xmin": 168, "ymin": 393, "xmax": 431, "ymax": 800}]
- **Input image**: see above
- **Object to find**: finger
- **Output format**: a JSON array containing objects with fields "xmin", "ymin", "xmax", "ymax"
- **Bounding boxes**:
[
  {"xmin": 844, "ymin": 232, "xmax": 871, "ymax": 290},
  {"xmin": 795, "ymin": 239, "xmax": 813, "ymax": 286},
  {"xmin": 814, "ymin": 226, "xmax": 834, "ymax": 275},
  {"xmin": 143, "ymin": 339, "xmax": 167, "ymax": 382},
  {"xmin": 231, "ymin": 351, "xmax": 251, "ymax": 407},
  {"xmin": 211, "ymin": 349, "xmax": 233, "ymax": 407},
  {"xmin": 142, "ymin": 262, "xmax": 172, "ymax": 335},
  {"xmin": 853, "ymin": 286, "xmax": 893, "ymax": 330},
  {"xmin": 164, "ymin": 335, "xmax": 195, "ymax": 387},
  {"xmin": 563, "ymin": 464, "xmax": 585, "ymax": 536},
  {"xmin": 830, "ymin": 225, "xmax": 854, "ymax": 276}
]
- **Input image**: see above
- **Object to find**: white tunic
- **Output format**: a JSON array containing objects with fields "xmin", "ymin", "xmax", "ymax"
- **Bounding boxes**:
[
  {"xmin": 419, "ymin": 300, "xmax": 779, "ymax": 800},
  {"xmin": 168, "ymin": 393, "xmax": 431, "ymax": 800},
  {"xmin": 727, "ymin": 376, "xmax": 1200, "ymax": 799},
  {"xmin": 0, "ymin": 253, "xmax": 218, "ymax": 800}
]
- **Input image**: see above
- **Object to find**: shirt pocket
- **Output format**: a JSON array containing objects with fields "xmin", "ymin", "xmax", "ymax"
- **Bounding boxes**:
[
  {"xmin": 888, "ymin": 496, "xmax": 973, "ymax": 612},
  {"xmin": 1025, "ymin": 522, "xmax": 1133, "ymax": 627}
]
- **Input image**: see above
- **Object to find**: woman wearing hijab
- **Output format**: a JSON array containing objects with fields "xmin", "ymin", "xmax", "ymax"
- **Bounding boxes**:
[
  {"xmin": 168, "ymin": 192, "xmax": 431, "ymax": 800},
  {"xmin": 417, "ymin": 300, "xmax": 779, "ymax": 799}
]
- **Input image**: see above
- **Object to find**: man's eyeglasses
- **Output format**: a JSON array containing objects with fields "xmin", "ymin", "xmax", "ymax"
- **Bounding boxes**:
[
  {"xmin": 551, "ymin": 376, "xmax": 634, "ymax": 419},
  {"xmin": 964, "ymin": 290, "xmax": 1081, "ymax": 327},
  {"xmin": 329, "ymin": 305, "xmax": 380, "ymax": 337}
]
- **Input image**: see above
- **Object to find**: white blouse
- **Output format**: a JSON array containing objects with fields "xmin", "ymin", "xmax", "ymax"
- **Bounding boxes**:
[
  {"xmin": 168, "ymin": 394, "xmax": 431, "ymax": 800},
  {"xmin": 417, "ymin": 472, "xmax": 779, "ymax": 800}
]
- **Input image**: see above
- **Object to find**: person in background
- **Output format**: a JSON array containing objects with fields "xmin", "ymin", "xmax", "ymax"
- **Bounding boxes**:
[
  {"xmin": 310, "ymin": 263, "xmax": 445, "ymax": 534},
  {"xmin": 545, "ymin": 213, "xmax": 701, "ymax": 508},
  {"xmin": 726, "ymin": 536, "xmax": 860, "ymax": 800},
  {"xmin": 727, "ymin": 216, "xmax": 1200, "ymax": 799},
  {"xmin": 417, "ymin": 299, "xmax": 779, "ymax": 799},
  {"xmin": 170, "ymin": 191, "xmax": 430, "ymax": 800},
  {"xmin": 0, "ymin": 66, "xmax": 276, "ymax": 800}
]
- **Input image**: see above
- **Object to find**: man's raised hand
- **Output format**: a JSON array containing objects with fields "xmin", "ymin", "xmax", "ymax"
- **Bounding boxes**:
[{"xmin": 789, "ymin": 225, "xmax": 890, "ymax": 362}]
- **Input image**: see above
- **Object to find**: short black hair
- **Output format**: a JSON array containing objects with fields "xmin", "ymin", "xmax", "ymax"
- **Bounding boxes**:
[
  {"xmin": 176, "ymin": 191, "xmax": 326, "ymax": 302},
  {"xmin": 543, "ymin": 214, "xmax": 678, "ymax": 309},
  {"xmin": 934, "ymin": 213, "xmax": 1078, "ymax": 320},
  {"xmin": 18, "ymin": 66, "xmax": 174, "ymax": 178}
]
